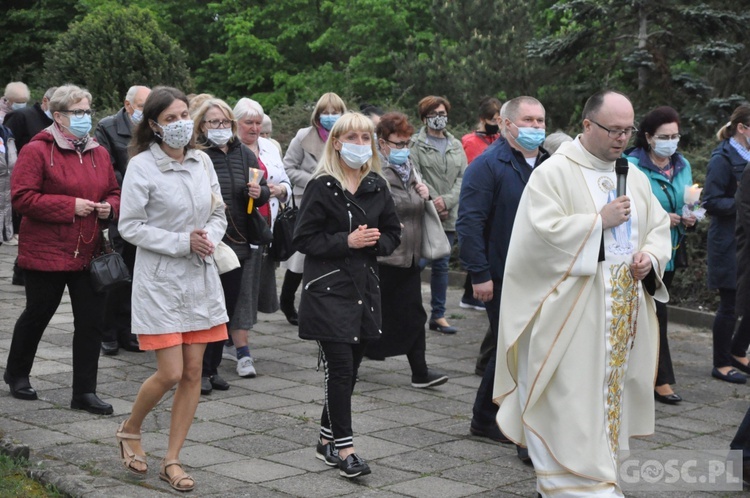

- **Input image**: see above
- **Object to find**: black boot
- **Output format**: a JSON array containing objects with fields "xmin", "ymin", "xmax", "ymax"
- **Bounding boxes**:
[{"xmin": 279, "ymin": 270, "xmax": 302, "ymax": 325}]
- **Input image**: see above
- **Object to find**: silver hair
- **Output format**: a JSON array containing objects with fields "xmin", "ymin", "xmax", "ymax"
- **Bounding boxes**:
[
  {"xmin": 43, "ymin": 87, "xmax": 58, "ymax": 100},
  {"xmin": 125, "ymin": 85, "xmax": 141, "ymax": 104},
  {"xmin": 48, "ymin": 84, "xmax": 92, "ymax": 113},
  {"xmin": 4, "ymin": 82, "xmax": 29, "ymax": 100},
  {"xmin": 261, "ymin": 114, "xmax": 272, "ymax": 133},
  {"xmin": 233, "ymin": 98, "xmax": 264, "ymax": 121}
]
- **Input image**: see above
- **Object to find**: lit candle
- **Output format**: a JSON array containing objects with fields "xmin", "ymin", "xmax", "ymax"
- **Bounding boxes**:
[{"xmin": 684, "ymin": 184, "xmax": 702, "ymax": 205}]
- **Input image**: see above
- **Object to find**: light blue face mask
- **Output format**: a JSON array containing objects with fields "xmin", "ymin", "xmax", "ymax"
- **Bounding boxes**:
[
  {"xmin": 11, "ymin": 102, "xmax": 26, "ymax": 111},
  {"xmin": 67, "ymin": 114, "xmax": 92, "ymax": 138},
  {"xmin": 339, "ymin": 142, "xmax": 372, "ymax": 169},
  {"xmin": 513, "ymin": 124, "xmax": 546, "ymax": 151},
  {"xmin": 320, "ymin": 114, "xmax": 340, "ymax": 131},
  {"xmin": 389, "ymin": 148, "xmax": 410, "ymax": 165},
  {"xmin": 131, "ymin": 109, "xmax": 143, "ymax": 124}
]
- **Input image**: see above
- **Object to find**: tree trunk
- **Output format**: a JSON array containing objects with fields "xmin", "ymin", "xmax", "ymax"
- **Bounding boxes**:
[{"xmin": 637, "ymin": 3, "xmax": 648, "ymax": 91}]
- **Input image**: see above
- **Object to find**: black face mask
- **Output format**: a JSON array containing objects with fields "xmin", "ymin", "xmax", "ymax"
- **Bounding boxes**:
[{"xmin": 484, "ymin": 123, "xmax": 499, "ymax": 135}]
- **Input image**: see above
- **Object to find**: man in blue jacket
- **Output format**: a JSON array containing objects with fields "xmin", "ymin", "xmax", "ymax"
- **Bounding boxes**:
[{"xmin": 457, "ymin": 96, "xmax": 549, "ymax": 461}]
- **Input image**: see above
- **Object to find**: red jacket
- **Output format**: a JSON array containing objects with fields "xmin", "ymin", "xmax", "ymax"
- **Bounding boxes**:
[
  {"xmin": 11, "ymin": 126, "xmax": 120, "ymax": 271},
  {"xmin": 461, "ymin": 131, "xmax": 500, "ymax": 165}
]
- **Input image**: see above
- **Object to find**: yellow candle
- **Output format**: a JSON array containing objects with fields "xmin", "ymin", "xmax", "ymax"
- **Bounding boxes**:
[{"xmin": 247, "ymin": 169, "xmax": 261, "ymax": 213}]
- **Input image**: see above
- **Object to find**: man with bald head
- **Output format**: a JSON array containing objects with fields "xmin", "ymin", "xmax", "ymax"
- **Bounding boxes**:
[
  {"xmin": 0, "ymin": 82, "xmax": 30, "ymax": 124},
  {"xmin": 492, "ymin": 90, "xmax": 671, "ymax": 496},
  {"xmin": 95, "ymin": 85, "xmax": 151, "ymax": 355}
]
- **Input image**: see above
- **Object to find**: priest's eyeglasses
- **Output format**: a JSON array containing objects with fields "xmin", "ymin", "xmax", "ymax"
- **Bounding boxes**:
[{"xmin": 590, "ymin": 119, "xmax": 637, "ymax": 139}]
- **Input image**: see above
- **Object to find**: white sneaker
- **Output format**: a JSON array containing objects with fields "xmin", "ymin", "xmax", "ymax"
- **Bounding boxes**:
[
  {"xmin": 237, "ymin": 356, "xmax": 256, "ymax": 378},
  {"xmin": 223, "ymin": 344, "xmax": 238, "ymax": 362},
  {"xmin": 5, "ymin": 234, "xmax": 18, "ymax": 246}
]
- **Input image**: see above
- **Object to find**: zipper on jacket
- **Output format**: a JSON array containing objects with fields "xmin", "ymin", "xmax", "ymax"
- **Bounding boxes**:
[
  {"xmin": 348, "ymin": 210, "xmax": 353, "ymax": 233},
  {"xmin": 369, "ymin": 266, "xmax": 379, "ymax": 281},
  {"xmin": 304, "ymin": 269, "xmax": 341, "ymax": 290}
]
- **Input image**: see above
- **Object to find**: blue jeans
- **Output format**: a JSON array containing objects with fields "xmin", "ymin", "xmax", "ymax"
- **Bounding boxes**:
[{"xmin": 420, "ymin": 231, "xmax": 455, "ymax": 321}]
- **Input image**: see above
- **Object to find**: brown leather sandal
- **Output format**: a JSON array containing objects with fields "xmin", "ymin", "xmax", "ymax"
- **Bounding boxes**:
[
  {"xmin": 116, "ymin": 421, "xmax": 147, "ymax": 475},
  {"xmin": 159, "ymin": 459, "xmax": 195, "ymax": 492}
]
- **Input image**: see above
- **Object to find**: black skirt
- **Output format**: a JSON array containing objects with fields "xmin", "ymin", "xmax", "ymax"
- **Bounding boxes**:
[{"xmin": 365, "ymin": 263, "xmax": 427, "ymax": 358}]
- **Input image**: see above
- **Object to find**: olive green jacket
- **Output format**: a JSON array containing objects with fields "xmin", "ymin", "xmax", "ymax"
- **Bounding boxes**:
[{"xmin": 410, "ymin": 127, "xmax": 467, "ymax": 231}]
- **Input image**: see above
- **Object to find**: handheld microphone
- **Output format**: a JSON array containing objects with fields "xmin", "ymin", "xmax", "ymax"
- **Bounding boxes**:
[{"xmin": 615, "ymin": 158, "xmax": 629, "ymax": 197}]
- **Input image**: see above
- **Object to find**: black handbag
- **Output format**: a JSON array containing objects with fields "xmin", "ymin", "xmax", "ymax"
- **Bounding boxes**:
[
  {"xmin": 673, "ymin": 234, "xmax": 688, "ymax": 269},
  {"xmin": 248, "ymin": 208, "xmax": 274, "ymax": 245},
  {"xmin": 90, "ymin": 228, "xmax": 132, "ymax": 293},
  {"xmin": 270, "ymin": 194, "xmax": 297, "ymax": 262}
]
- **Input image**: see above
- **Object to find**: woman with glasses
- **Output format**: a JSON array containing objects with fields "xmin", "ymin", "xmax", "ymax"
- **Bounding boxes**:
[
  {"xmin": 294, "ymin": 112, "xmax": 400, "ymax": 479},
  {"xmin": 625, "ymin": 106, "xmax": 695, "ymax": 403},
  {"xmin": 281, "ymin": 93, "xmax": 347, "ymax": 326},
  {"xmin": 364, "ymin": 112, "xmax": 449, "ymax": 389},
  {"xmin": 192, "ymin": 98, "xmax": 270, "ymax": 393},
  {"xmin": 410, "ymin": 96, "xmax": 467, "ymax": 334},
  {"xmin": 705, "ymin": 105, "xmax": 750, "ymax": 384},
  {"xmin": 4, "ymin": 85, "xmax": 119, "ymax": 414}
]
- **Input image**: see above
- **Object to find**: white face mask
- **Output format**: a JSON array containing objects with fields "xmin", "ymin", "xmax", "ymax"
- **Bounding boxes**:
[
  {"xmin": 154, "ymin": 119, "xmax": 193, "ymax": 149},
  {"xmin": 207, "ymin": 128, "xmax": 233, "ymax": 146},
  {"xmin": 339, "ymin": 142, "xmax": 372, "ymax": 169},
  {"xmin": 651, "ymin": 138, "xmax": 679, "ymax": 158}
]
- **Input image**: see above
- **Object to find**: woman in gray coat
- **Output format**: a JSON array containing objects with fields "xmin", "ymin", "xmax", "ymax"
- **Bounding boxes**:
[
  {"xmin": 115, "ymin": 87, "xmax": 228, "ymax": 492},
  {"xmin": 279, "ymin": 92, "xmax": 346, "ymax": 324}
]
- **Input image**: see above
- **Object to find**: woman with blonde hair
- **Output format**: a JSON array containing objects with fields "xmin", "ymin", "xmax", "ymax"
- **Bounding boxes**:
[
  {"xmin": 294, "ymin": 112, "xmax": 401, "ymax": 478},
  {"xmin": 192, "ymin": 98, "xmax": 270, "ymax": 391},
  {"xmin": 280, "ymin": 92, "xmax": 347, "ymax": 325}
]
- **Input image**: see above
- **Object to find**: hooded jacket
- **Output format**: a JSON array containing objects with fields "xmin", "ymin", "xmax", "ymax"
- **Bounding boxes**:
[{"xmin": 11, "ymin": 125, "xmax": 120, "ymax": 272}]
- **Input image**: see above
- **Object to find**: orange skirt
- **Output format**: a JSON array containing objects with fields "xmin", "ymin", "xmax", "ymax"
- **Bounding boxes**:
[{"xmin": 137, "ymin": 324, "xmax": 228, "ymax": 351}]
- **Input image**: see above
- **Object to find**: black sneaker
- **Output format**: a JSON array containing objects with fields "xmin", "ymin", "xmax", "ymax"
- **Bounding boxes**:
[
  {"xmin": 411, "ymin": 369, "xmax": 449, "ymax": 388},
  {"xmin": 338, "ymin": 453, "xmax": 371, "ymax": 478},
  {"xmin": 315, "ymin": 439, "xmax": 340, "ymax": 467}
]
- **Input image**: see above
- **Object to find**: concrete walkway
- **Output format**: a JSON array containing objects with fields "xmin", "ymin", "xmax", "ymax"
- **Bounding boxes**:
[{"xmin": 0, "ymin": 243, "xmax": 747, "ymax": 497}]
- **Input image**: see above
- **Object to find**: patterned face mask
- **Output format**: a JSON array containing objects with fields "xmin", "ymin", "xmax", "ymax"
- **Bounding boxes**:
[
  {"xmin": 154, "ymin": 119, "xmax": 194, "ymax": 149},
  {"xmin": 427, "ymin": 115, "xmax": 448, "ymax": 131}
]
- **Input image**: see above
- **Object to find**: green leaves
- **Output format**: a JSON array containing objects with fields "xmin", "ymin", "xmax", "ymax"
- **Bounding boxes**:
[{"xmin": 44, "ymin": 4, "xmax": 191, "ymax": 110}]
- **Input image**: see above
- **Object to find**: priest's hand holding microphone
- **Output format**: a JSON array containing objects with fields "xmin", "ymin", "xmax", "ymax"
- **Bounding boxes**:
[{"xmin": 599, "ymin": 158, "xmax": 652, "ymax": 281}]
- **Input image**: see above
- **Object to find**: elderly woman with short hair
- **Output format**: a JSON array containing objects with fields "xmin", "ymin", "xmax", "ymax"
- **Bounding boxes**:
[{"xmin": 5, "ymin": 84, "xmax": 120, "ymax": 414}]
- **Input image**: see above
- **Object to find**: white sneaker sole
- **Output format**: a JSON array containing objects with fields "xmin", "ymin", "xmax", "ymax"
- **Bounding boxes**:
[
  {"xmin": 411, "ymin": 375, "xmax": 449, "ymax": 388},
  {"xmin": 459, "ymin": 301, "xmax": 485, "ymax": 311}
]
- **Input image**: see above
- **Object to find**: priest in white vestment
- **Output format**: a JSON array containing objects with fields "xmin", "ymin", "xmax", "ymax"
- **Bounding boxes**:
[{"xmin": 493, "ymin": 91, "xmax": 672, "ymax": 497}]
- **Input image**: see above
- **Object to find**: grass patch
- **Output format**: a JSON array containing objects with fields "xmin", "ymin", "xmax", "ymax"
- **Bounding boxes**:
[{"xmin": 0, "ymin": 453, "xmax": 64, "ymax": 497}]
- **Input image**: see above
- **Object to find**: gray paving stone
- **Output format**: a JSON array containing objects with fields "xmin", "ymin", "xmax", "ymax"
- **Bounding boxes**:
[
  {"xmin": 205, "ymin": 457, "xmax": 305, "ymax": 483},
  {"xmin": 383, "ymin": 475, "xmax": 487, "ymax": 498}
]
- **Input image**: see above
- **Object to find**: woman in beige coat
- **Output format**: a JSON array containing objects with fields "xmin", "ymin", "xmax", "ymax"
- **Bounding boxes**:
[{"xmin": 280, "ymin": 92, "xmax": 346, "ymax": 324}]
